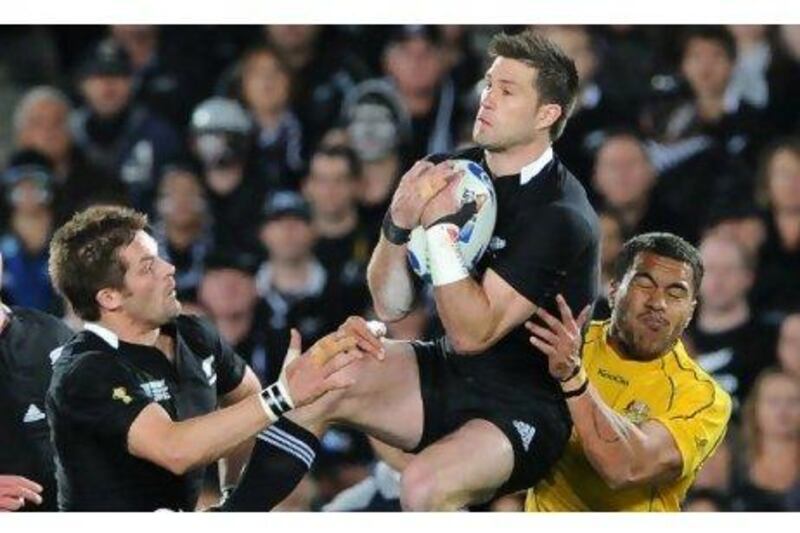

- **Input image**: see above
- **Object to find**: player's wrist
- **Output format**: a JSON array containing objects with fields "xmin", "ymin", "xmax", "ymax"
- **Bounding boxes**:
[
  {"xmin": 425, "ymin": 223, "xmax": 469, "ymax": 286},
  {"xmin": 259, "ymin": 380, "xmax": 295, "ymax": 422},
  {"xmin": 382, "ymin": 210, "xmax": 412, "ymax": 245},
  {"xmin": 560, "ymin": 365, "xmax": 588, "ymax": 399}
]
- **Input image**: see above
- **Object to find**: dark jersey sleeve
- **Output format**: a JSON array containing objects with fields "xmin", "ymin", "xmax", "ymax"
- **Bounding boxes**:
[
  {"xmin": 490, "ymin": 203, "xmax": 593, "ymax": 306},
  {"xmin": 179, "ymin": 315, "xmax": 248, "ymax": 396},
  {"xmin": 57, "ymin": 352, "xmax": 152, "ymax": 441}
]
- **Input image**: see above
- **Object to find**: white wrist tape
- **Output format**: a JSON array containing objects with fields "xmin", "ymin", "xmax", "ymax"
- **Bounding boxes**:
[
  {"xmin": 425, "ymin": 223, "xmax": 469, "ymax": 287},
  {"xmin": 259, "ymin": 380, "xmax": 295, "ymax": 423}
]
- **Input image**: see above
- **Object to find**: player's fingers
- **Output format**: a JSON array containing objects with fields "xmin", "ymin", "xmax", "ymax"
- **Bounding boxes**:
[
  {"xmin": 321, "ymin": 349, "xmax": 362, "ymax": 378},
  {"xmin": 529, "ymin": 336, "xmax": 556, "ymax": 358},
  {"xmin": 0, "ymin": 477, "xmax": 42, "ymax": 493},
  {"xmin": 576, "ymin": 305, "xmax": 592, "ymax": 330},
  {"xmin": 0, "ymin": 495, "xmax": 25, "ymax": 511},
  {"xmin": 527, "ymin": 323, "xmax": 560, "ymax": 346},
  {"xmin": 343, "ymin": 317, "xmax": 384, "ymax": 355},
  {"xmin": 321, "ymin": 371, "xmax": 357, "ymax": 392},
  {"xmin": 533, "ymin": 306, "xmax": 566, "ymax": 335},
  {"xmin": 556, "ymin": 294, "xmax": 578, "ymax": 333},
  {"xmin": 282, "ymin": 329, "xmax": 302, "ymax": 370},
  {"xmin": 2, "ymin": 485, "xmax": 42, "ymax": 505}
]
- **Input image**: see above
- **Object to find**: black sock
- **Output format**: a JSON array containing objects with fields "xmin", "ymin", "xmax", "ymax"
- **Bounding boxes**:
[{"xmin": 220, "ymin": 417, "xmax": 320, "ymax": 512}]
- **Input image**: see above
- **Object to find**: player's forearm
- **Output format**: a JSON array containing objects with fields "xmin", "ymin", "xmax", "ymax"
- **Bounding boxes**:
[
  {"xmin": 566, "ymin": 386, "xmax": 654, "ymax": 489},
  {"xmin": 218, "ymin": 438, "xmax": 255, "ymax": 489},
  {"xmin": 434, "ymin": 279, "xmax": 497, "ymax": 354},
  {"xmin": 165, "ymin": 395, "xmax": 270, "ymax": 475},
  {"xmin": 367, "ymin": 236, "xmax": 415, "ymax": 321}
]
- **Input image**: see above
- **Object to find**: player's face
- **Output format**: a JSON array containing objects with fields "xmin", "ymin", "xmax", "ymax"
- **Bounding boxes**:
[
  {"xmin": 473, "ymin": 57, "xmax": 543, "ymax": 151},
  {"xmin": 610, "ymin": 251, "xmax": 697, "ymax": 360},
  {"xmin": 118, "ymin": 231, "xmax": 181, "ymax": 327},
  {"xmin": 755, "ymin": 374, "xmax": 800, "ymax": 440}
]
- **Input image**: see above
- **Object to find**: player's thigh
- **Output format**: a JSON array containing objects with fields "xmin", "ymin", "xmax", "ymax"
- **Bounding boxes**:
[
  {"xmin": 404, "ymin": 418, "xmax": 515, "ymax": 504},
  {"xmin": 288, "ymin": 340, "xmax": 424, "ymax": 449}
]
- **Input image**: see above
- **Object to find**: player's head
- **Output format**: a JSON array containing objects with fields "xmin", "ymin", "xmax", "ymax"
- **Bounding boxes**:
[
  {"xmin": 49, "ymin": 205, "xmax": 180, "ymax": 327},
  {"xmin": 474, "ymin": 29, "xmax": 578, "ymax": 150},
  {"xmin": 698, "ymin": 233, "xmax": 754, "ymax": 314},
  {"xmin": 609, "ymin": 232, "xmax": 703, "ymax": 360}
]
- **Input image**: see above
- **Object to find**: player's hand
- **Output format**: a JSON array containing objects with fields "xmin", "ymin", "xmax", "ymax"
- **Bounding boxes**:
[
  {"xmin": 420, "ymin": 172, "xmax": 462, "ymax": 228},
  {"xmin": 525, "ymin": 294, "xmax": 591, "ymax": 382},
  {"xmin": 389, "ymin": 160, "xmax": 460, "ymax": 229},
  {"xmin": 336, "ymin": 316, "xmax": 386, "ymax": 361},
  {"xmin": 0, "ymin": 475, "xmax": 43, "ymax": 511},
  {"xmin": 281, "ymin": 329, "xmax": 363, "ymax": 408}
]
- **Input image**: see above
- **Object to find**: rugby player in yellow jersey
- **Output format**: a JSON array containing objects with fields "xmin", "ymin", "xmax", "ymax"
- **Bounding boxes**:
[{"xmin": 524, "ymin": 232, "xmax": 731, "ymax": 511}]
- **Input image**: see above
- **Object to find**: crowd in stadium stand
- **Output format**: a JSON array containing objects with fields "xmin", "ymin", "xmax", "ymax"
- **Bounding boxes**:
[{"xmin": 1, "ymin": 24, "xmax": 799, "ymax": 511}]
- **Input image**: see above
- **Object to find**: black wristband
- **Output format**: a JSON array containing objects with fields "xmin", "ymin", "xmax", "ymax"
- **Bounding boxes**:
[
  {"xmin": 261, "ymin": 382, "xmax": 292, "ymax": 417},
  {"xmin": 562, "ymin": 378, "xmax": 589, "ymax": 399},
  {"xmin": 382, "ymin": 211, "xmax": 412, "ymax": 245},
  {"xmin": 559, "ymin": 363, "xmax": 582, "ymax": 383}
]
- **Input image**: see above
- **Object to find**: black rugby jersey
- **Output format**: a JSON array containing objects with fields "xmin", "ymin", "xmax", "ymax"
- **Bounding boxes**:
[
  {"xmin": 428, "ymin": 146, "xmax": 601, "ymax": 402},
  {"xmin": 46, "ymin": 314, "xmax": 247, "ymax": 511},
  {"xmin": 0, "ymin": 306, "xmax": 74, "ymax": 512}
]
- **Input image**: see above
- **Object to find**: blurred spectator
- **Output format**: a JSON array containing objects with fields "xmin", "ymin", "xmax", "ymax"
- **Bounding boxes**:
[
  {"xmin": 702, "ymin": 202, "xmax": 767, "ymax": 259},
  {"xmin": 732, "ymin": 368, "xmax": 800, "ymax": 511},
  {"xmin": 12, "ymin": 86, "xmax": 127, "ymax": 225},
  {"xmin": 196, "ymin": 250, "xmax": 276, "ymax": 384},
  {"xmin": 437, "ymin": 26, "xmax": 483, "ymax": 98},
  {"xmin": 592, "ymin": 132, "xmax": 686, "ymax": 240},
  {"xmin": 341, "ymin": 79, "xmax": 411, "ymax": 242},
  {"xmin": 152, "ymin": 164, "xmax": 213, "ymax": 302},
  {"xmin": 693, "ymin": 435, "xmax": 734, "ymax": 493},
  {"xmin": 237, "ymin": 45, "xmax": 305, "ymax": 190},
  {"xmin": 312, "ymin": 426, "xmax": 374, "ymax": 508},
  {"xmin": 382, "ymin": 25, "xmax": 466, "ymax": 161},
  {"xmin": 766, "ymin": 26, "xmax": 800, "ymax": 136},
  {"xmin": 109, "ymin": 25, "xmax": 199, "ymax": 131},
  {"xmin": 751, "ymin": 138, "xmax": 800, "ymax": 322},
  {"xmin": 303, "ymin": 144, "xmax": 371, "ymax": 289},
  {"xmin": 188, "ymin": 96, "xmax": 262, "ymax": 255},
  {"xmin": 593, "ymin": 210, "xmax": 625, "ymax": 320},
  {"xmin": 683, "ymin": 488, "xmax": 731, "ymax": 512},
  {"xmin": 727, "ymin": 25, "xmax": 771, "ymax": 110},
  {"xmin": 255, "ymin": 191, "xmax": 368, "ymax": 372},
  {"xmin": 777, "ymin": 314, "xmax": 800, "ymax": 381},
  {"xmin": 0, "ymin": 151, "xmax": 58, "ymax": 314},
  {"xmin": 263, "ymin": 25, "xmax": 369, "ymax": 152},
  {"xmin": 71, "ymin": 38, "xmax": 181, "ymax": 212},
  {"xmin": 687, "ymin": 234, "xmax": 777, "ymax": 410},
  {"xmin": 541, "ymin": 26, "xmax": 637, "ymax": 182}
]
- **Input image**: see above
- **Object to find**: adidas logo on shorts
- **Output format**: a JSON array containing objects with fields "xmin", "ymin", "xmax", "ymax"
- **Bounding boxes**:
[{"xmin": 513, "ymin": 420, "xmax": 536, "ymax": 452}]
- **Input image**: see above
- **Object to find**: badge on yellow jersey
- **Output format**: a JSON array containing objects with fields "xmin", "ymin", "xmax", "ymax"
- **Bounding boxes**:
[{"xmin": 622, "ymin": 400, "xmax": 650, "ymax": 425}]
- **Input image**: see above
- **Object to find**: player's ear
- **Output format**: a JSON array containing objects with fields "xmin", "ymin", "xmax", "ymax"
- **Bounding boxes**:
[
  {"xmin": 96, "ymin": 287, "xmax": 124, "ymax": 314},
  {"xmin": 535, "ymin": 103, "xmax": 562, "ymax": 132}
]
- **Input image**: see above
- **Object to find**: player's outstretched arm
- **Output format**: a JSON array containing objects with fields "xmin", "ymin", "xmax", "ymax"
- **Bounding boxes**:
[
  {"xmin": 368, "ymin": 160, "xmax": 458, "ymax": 321},
  {"xmin": 127, "ymin": 330, "xmax": 363, "ymax": 476},
  {"xmin": 526, "ymin": 296, "xmax": 683, "ymax": 489}
]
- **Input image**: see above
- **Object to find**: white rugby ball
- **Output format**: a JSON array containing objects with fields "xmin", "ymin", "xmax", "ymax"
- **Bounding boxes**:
[{"xmin": 406, "ymin": 159, "xmax": 497, "ymax": 284}]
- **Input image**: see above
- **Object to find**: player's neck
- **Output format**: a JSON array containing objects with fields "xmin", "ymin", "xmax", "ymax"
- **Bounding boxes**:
[
  {"xmin": 484, "ymin": 138, "xmax": 551, "ymax": 178},
  {"xmin": 607, "ymin": 325, "xmax": 663, "ymax": 362},
  {"xmin": 697, "ymin": 301, "xmax": 750, "ymax": 333},
  {"xmin": 97, "ymin": 314, "xmax": 161, "ymax": 347}
]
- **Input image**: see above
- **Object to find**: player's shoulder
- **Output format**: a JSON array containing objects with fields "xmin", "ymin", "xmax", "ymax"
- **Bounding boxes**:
[
  {"xmin": 424, "ymin": 145, "xmax": 483, "ymax": 165},
  {"xmin": 174, "ymin": 313, "xmax": 222, "ymax": 354},
  {"xmin": 668, "ymin": 344, "xmax": 732, "ymax": 413}
]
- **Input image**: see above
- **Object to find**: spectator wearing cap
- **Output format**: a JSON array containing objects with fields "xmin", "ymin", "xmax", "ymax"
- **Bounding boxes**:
[
  {"xmin": 189, "ymin": 96, "xmax": 263, "ymax": 256},
  {"xmin": 235, "ymin": 45, "xmax": 305, "ymax": 191},
  {"xmin": 686, "ymin": 233, "xmax": 777, "ymax": 413},
  {"xmin": 263, "ymin": 26, "xmax": 370, "ymax": 152},
  {"xmin": 341, "ymin": 79, "xmax": 412, "ymax": 242},
  {"xmin": 12, "ymin": 85, "xmax": 128, "ymax": 225},
  {"xmin": 303, "ymin": 145, "xmax": 371, "ymax": 292},
  {"xmin": 751, "ymin": 138, "xmax": 800, "ymax": 322},
  {"xmin": 152, "ymin": 165, "xmax": 213, "ymax": 303},
  {"xmin": 71, "ymin": 37, "xmax": 182, "ymax": 213},
  {"xmin": 254, "ymin": 191, "xmax": 369, "ymax": 377},
  {"xmin": 0, "ymin": 151, "xmax": 59, "ymax": 314},
  {"xmin": 381, "ymin": 25, "xmax": 468, "ymax": 162}
]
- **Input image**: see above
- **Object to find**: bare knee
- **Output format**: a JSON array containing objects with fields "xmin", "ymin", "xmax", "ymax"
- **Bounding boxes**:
[{"xmin": 400, "ymin": 459, "xmax": 451, "ymax": 511}]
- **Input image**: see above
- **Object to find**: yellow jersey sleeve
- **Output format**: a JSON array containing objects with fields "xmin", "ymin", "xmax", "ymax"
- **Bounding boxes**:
[{"xmin": 650, "ymin": 374, "xmax": 732, "ymax": 478}]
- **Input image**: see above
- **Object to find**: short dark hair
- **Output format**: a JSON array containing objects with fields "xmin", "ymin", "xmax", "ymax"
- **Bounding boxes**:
[
  {"xmin": 613, "ymin": 232, "xmax": 704, "ymax": 294},
  {"xmin": 488, "ymin": 29, "xmax": 579, "ymax": 141},
  {"xmin": 49, "ymin": 205, "xmax": 148, "ymax": 321},
  {"xmin": 681, "ymin": 26, "xmax": 737, "ymax": 62},
  {"xmin": 312, "ymin": 144, "xmax": 362, "ymax": 179}
]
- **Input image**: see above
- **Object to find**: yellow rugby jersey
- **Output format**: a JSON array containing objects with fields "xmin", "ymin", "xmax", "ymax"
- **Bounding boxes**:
[{"xmin": 526, "ymin": 321, "xmax": 731, "ymax": 512}]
